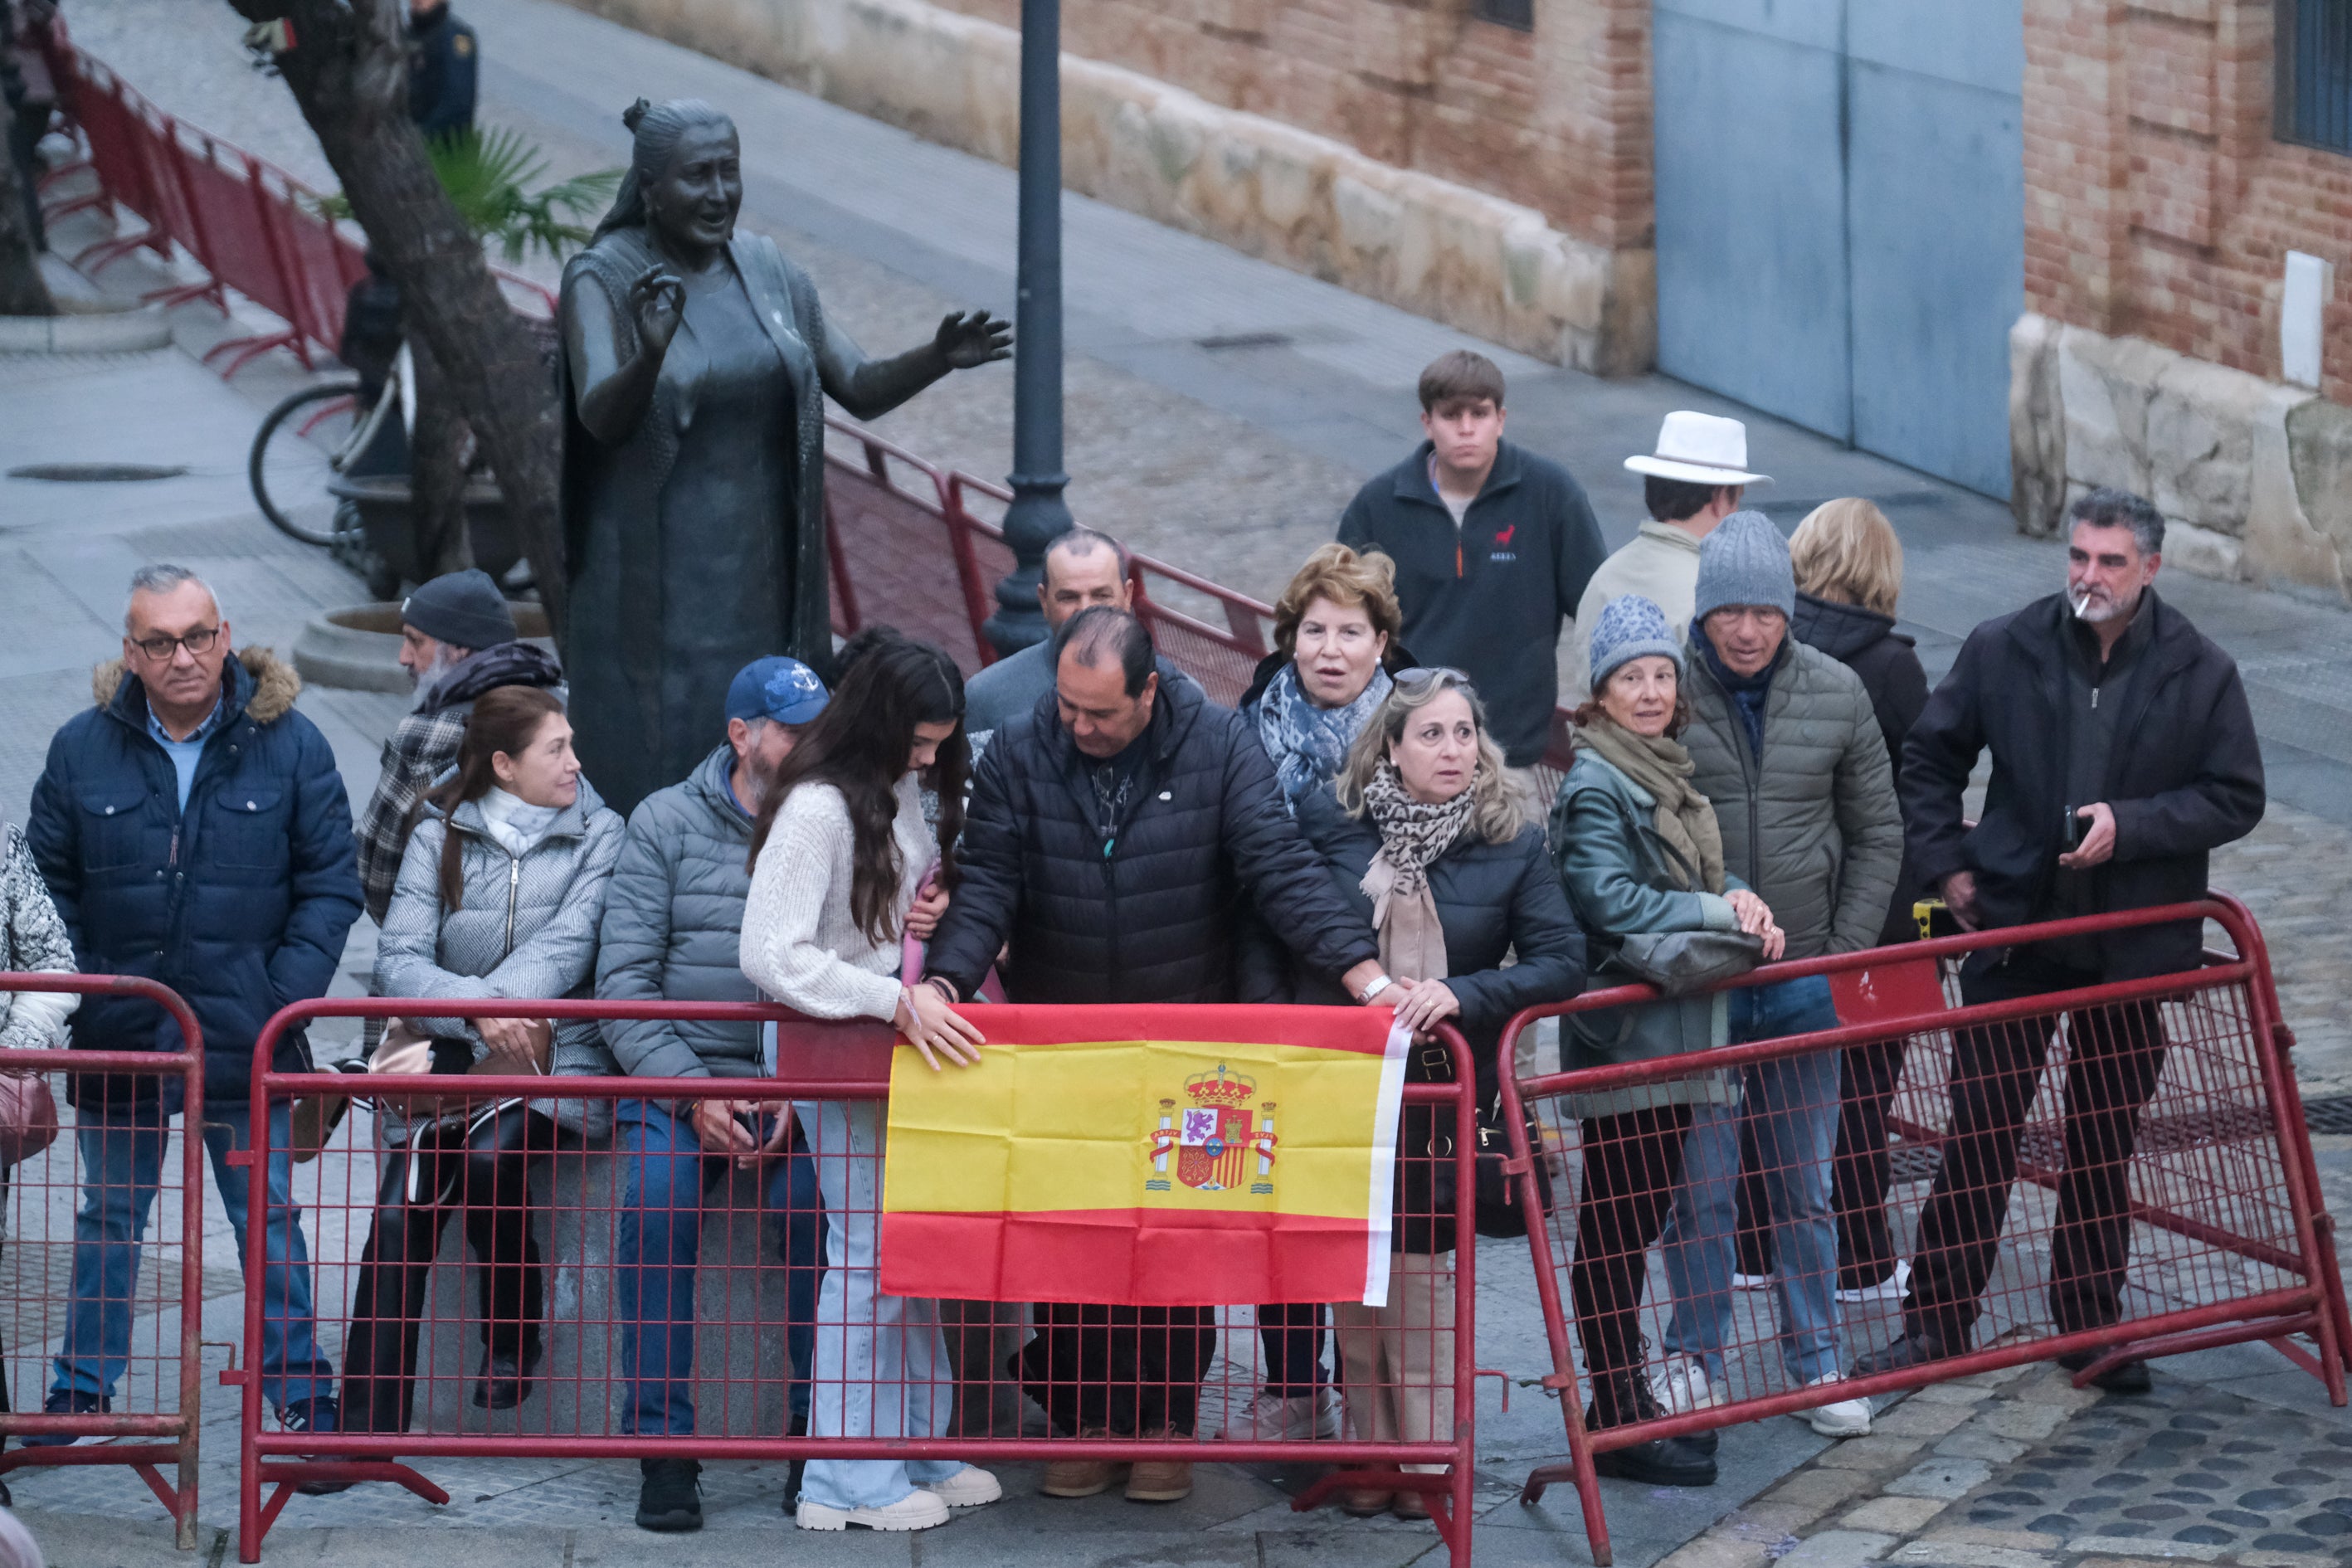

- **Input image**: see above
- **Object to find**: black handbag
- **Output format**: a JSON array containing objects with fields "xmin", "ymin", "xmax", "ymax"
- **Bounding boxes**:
[{"xmin": 1472, "ymin": 1088, "xmax": 1554, "ymax": 1239}]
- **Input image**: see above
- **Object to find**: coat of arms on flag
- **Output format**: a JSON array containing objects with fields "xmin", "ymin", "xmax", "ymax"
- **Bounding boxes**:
[{"xmin": 879, "ymin": 1005, "xmax": 1410, "ymax": 1307}]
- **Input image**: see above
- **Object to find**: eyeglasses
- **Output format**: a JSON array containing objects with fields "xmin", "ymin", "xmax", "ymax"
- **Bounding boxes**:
[
  {"xmin": 130, "ymin": 626, "xmax": 220, "ymax": 661},
  {"xmin": 1394, "ymin": 665, "xmax": 1473, "ymax": 689}
]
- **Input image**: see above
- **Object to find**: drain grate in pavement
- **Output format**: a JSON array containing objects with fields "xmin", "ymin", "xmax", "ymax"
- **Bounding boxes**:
[
  {"xmin": 1955, "ymin": 1380, "xmax": 2352, "ymax": 1555},
  {"xmin": 7, "ymin": 462, "xmax": 187, "ymax": 482},
  {"xmin": 2306, "ymin": 1093, "xmax": 2352, "ymax": 1136},
  {"xmin": 1195, "ymin": 331, "xmax": 1293, "ymax": 350}
]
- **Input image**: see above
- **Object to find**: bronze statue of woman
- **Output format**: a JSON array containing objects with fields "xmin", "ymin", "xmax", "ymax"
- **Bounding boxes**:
[{"xmin": 559, "ymin": 97, "xmax": 1010, "ymax": 811}]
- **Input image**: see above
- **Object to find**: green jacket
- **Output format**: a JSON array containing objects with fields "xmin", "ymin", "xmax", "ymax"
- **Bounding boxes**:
[
  {"xmin": 1686, "ymin": 637, "xmax": 1903, "ymax": 961},
  {"xmin": 1548, "ymin": 749, "xmax": 1739, "ymax": 1117}
]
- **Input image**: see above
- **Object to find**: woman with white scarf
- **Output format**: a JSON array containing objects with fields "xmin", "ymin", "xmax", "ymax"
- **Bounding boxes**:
[{"xmin": 1285, "ymin": 670, "xmax": 1584, "ymax": 1519}]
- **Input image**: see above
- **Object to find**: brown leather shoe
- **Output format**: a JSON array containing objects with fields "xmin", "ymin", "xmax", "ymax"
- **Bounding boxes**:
[
  {"xmin": 1040, "ymin": 1429, "xmax": 1128, "ymax": 1498},
  {"xmin": 1123, "ymin": 1449, "xmax": 1193, "ymax": 1503},
  {"xmin": 1342, "ymin": 1488, "xmax": 1393, "ymax": 1517},
  {"xmin": 1392, "ymin": 1488, "xmax": 1431, "ymax": 1521}
]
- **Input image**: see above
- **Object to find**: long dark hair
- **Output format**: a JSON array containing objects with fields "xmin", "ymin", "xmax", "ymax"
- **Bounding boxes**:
[
  {"xmin": 590, "ymin": 97, "xmax": 735, "ymax": 244},
  {"xmin": 746, "ymin": 629, "xmax": 968, "ymax": 947},
  {"xmin": 418, "ymin": 685, "xmax": 567, "ymax": 912}
]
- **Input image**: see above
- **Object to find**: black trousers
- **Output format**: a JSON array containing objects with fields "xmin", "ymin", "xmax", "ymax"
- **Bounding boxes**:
[
  {"xmin": 1256, "ymin": 1303, "xmax": 1327, "ymax": 1396},
  {"xmin": 1904, "ymin": 955, "xmax": 2166, "ymax": 1349},
  {"xmin": 1733, "ymin": 1036, "xmax": 1911, "ymax": 1290},
  {"xmin": 1571, "ymin": 1103, "xmax": 1692, "ymax": 1419},
  {"xmin": 341, "ymin": 1104, "xmax": 557, "ymax": 1435},
  {"xmin": 1017, "ymin": 1303, "xmax": 1217, "ymax": 1437}
]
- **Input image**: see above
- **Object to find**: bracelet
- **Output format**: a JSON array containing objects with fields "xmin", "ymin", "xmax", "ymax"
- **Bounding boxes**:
[
  {"xmin": 1357, "ymin": 974, "xmax": 1395, "ymax": 1005},
  {"xmin": 923, "ymin": 976, "xmax": 959, "ymax": 1004}
]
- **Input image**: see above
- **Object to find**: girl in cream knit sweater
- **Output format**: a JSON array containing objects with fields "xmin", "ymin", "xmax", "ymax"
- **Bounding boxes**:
[{"xmin": 739, "ymin": 631, "xmax": 995, "ymax": 1534}]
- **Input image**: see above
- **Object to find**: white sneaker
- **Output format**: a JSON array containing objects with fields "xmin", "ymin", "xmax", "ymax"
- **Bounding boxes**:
[
  {"xmin": 796, "ymin": 1490, "xmax": 952, "ymax": 1531},
  {"xmin": 920, "ymin": 1464, "xmax": 1002, "ymax": 1508},
  {"xmin": 1731, "ymin": 1271, "xmax": 1775, "ymax": 1291},
  {"xmin": 1801, "ymin": 1371, "xmax": 1872, "ymax": 1438},
  {"xmin": 1224, "ymin": 1388, "xmax": 1340, "ymax": 1440},
  {"xmin": 1648, "ymin": 1355, "xmax": 1724, "ymax": 1415},
  {"xmin": 1835, "ymin": 1259, "xmax": 1911, "ymax": 1304}
]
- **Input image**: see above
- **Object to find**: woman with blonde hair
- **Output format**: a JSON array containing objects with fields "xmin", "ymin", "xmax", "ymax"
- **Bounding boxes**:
[
  {"xmin": 1280, "ymin": 668, "xmax": 1583, "ymax": 1517},
  {"xmin": 1775, "ymin": 498, "xmax": 1931, "ymax": 1300},
  {"xmin": 1240, "ymin": 543, "xmax": 1415, "ymax": 813}
]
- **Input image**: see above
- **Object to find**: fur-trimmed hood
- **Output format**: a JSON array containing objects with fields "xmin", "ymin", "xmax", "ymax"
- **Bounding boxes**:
[{"xmin": 91, "ymin": 647, "xmax": 300, "ymax": 727}]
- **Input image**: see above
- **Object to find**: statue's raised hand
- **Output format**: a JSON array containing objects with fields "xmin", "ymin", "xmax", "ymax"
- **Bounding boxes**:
[
  {"xmin": 628, "ymin": 265, "xmax": 687, "ymax": 356},
  {"xmin": 934, "ymin": 309, "xmax": 1012, "ymax": 370}
]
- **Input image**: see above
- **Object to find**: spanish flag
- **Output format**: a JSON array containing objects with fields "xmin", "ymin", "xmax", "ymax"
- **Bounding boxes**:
[{"xmin": 879, "ymin": 1005, "xmax": 1410, "ymax": 1307}]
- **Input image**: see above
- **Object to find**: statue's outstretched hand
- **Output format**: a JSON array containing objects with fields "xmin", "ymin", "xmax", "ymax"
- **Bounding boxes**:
[
  {"xmin": 627, "ymin": 265, "xmax": 686, "ymax": 356},
  {"xmin": 935, "ymin": 309, "xmax": 1013, "ymax": 369}
]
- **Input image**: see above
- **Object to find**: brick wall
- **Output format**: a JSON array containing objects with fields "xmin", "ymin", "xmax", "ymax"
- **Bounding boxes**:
[
  {"xmin": 921, "ymin": 0, "xmax": 1655, "ymax": 252},
  {"xmin": 2026, "ymin": 0, "xmax": 2352, "ymax": 403}
]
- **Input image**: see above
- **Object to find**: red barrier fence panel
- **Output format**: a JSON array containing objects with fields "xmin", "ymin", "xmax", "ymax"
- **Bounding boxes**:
[
  {"xmin": 237, "ymin": 998, "xmax": 1480, "ymax": 1563},
  {"xmin": 0, "ymin": 976, "xmax": 207, "ymax": 1552},
  {"xmin": 1494, "ymin": 896, "xmax": 2349, "ymax": 1566}
]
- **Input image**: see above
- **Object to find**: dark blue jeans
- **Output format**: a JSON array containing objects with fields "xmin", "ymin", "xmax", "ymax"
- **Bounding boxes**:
[{"xmin": 616, "ymin": 1099, "xmax": 824, "ymax": 1433}]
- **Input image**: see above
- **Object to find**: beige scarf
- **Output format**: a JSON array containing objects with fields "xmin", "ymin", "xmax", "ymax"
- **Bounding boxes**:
[
  {"xmin": 1574, "ymin": 717, "xmax": 1726, "ymax": 894},
  {"xmin": 1359, "ymin": 763, "xmax": 1477, "ymax": 981}
]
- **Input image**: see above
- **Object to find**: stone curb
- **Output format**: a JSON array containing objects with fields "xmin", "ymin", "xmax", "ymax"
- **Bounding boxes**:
[{"xmin": 0, "ymin": 301, "xmax": 173, "ymax": 353}]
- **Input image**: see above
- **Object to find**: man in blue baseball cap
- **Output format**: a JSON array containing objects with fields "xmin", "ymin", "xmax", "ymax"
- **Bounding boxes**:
[{"xmin": 594, "ymin": 654, "xmax": 830, "ymax": 1531}]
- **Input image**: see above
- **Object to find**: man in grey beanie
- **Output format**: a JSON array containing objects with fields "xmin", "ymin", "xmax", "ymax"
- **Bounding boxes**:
[
  {"xmin": 355, "ymin": 570, "xmax": 563, "ymax": 922},
  {"xmin": 1648, "ymin": 511, "xmax": 1901, "ymax": 1445}
]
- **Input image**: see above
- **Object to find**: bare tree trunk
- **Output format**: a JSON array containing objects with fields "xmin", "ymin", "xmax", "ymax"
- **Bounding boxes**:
[
  {"xmin": 407, "ymin": 334, "xmax": 476, "ymax": 579},
  {"xmin": 224, "ymin": 0, "xmax": 567, "ymax": 638},
  {"xmin": 0, "ymin": 82, "xmax": 55, "ymax": 316}
]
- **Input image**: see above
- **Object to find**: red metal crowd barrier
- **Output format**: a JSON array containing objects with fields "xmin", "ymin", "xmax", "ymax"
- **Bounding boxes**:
[
  {"xmin": 0, "ymin": 976, "xmax": 207, "ymax": 1551},
  {"xmin": 1495, "ymin": 896, "xmax": 2350, "ymax": 1566},
  {"xmin": 36, "ymin": 39, "xmax": 556, "ymax": 376},
  {"xmin": 237, "ymin": 996, "xmax": 1481, "ymax": 1562}
]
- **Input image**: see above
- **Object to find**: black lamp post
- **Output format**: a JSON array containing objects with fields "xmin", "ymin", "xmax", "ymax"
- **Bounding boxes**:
[{"xmin": 981, "ymin": 0, "xmax": 1072, "ymax": 658}]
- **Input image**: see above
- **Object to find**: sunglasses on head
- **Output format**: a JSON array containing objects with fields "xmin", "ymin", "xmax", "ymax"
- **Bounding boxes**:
[{"xmin": 1394, "ymin": 665, "xmax": 1473, "ymax": 690}]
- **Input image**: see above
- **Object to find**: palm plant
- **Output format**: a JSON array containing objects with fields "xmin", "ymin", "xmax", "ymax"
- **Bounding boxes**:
[{"xmin": 323, "ymin": 126, "xmax": 620, "ymax": 262}]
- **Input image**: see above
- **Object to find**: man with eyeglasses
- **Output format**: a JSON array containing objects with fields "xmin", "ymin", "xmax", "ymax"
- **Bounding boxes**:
[{"xmin": 26, "ymin": 563, "xmax": 362, "ymax": 1447}]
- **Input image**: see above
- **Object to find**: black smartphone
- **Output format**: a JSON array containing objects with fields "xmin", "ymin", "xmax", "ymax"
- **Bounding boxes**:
[{"xmin": 2061, "ymin": 804, "xmax": 2087, "ymax": 853}]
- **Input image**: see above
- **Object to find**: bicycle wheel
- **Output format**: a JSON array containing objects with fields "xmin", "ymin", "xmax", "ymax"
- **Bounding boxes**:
[{"xmin": 250, "ymin": 380, "xmax": 367, "ymax": 546}]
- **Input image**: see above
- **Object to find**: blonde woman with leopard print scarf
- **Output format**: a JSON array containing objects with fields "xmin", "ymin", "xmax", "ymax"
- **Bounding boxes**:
[{"xmin": 1278, "ymin": 669, "xmax": 1585, "ymax": 1519}]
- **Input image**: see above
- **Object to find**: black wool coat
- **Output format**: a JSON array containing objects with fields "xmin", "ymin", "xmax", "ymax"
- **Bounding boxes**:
[
  {"xmin": 1901, "ymin": 590, "xmax": 2263, "ymax": 981},
  {"xmin": 923, "ymin": 662, "xmax": 1379, "ymax": 1006}
]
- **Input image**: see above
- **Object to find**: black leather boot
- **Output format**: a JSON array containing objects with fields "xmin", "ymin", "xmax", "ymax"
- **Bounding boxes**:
[{"xmin": 1586, "ymin": 1371, "xmax": 1717, "ymax": 1488}]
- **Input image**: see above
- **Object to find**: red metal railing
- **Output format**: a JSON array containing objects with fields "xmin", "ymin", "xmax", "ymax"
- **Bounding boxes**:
[
  {"xmin": 1495, "ymin": 896, "xmax": 2349, "ymax": 1566},
  {"xmin": 238, "ymin": 997, "xmax": 1481, "ymax": 1563},
  {"xmin": 35, "ymin": 37, "xmax": 556, "ymax": 377},
  {"xmin": 0, "ymin": 976, "xmax": 207, "ymax": 1551}
]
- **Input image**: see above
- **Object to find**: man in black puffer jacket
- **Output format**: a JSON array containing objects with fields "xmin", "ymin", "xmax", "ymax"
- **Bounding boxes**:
[{"xmin": 923, "ymin": 608, "xmax": 1390, "ymax": 1505}]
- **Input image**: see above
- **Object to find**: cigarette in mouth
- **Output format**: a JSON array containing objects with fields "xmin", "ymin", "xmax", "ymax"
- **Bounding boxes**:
[{"xmin": 2069, "ymin": 590, "xmax": 2093, "ymax": 617}]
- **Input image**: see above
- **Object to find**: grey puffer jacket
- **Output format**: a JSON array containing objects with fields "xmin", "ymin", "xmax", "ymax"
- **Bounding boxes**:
[
  {"xmin": 373, "ymin": 779, "xmax": 626, "ymax": 1137},
  {"xmin": 1685, "ymin": 635, "xmax": 1902, "ymax": 961},
  {"xmin": 596, "ymin": 744, "xmax": 765, "ymax": 1081}
]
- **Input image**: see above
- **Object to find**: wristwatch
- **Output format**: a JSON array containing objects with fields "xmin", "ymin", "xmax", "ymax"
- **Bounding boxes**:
[{"xmin": 1356, "ymin": 974, "xmax": 1395, "ymax": 1005}]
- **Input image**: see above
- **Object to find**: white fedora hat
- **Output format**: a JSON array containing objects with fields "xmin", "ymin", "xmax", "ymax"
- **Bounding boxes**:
[{"xmin": 1623, "ymin": 411, "xmax": 1770, "ymax": 487}]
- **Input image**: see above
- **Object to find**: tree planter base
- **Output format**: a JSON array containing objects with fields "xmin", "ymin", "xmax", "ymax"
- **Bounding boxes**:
[{"xmin": 293, "ymin": 601, "xmax": 556, "ymax": 693}]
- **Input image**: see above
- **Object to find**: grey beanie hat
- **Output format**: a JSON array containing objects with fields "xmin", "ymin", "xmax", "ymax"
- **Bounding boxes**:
[
  {"xmin": 1587, "ymin": 593, "xmax": 1685, "ymax": 693},
  {"xmin": 1692, "ymin": 510, "xmax": 1796, "ymax": 623},
  {"xmin": 401, "ymin": 568, "xmax": 518, "ymax": 650}
]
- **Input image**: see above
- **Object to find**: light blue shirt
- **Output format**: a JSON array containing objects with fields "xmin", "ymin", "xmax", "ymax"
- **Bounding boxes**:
[{"xmin": 145, "ymin": 693, "xmax": 227, "ymax": 812}]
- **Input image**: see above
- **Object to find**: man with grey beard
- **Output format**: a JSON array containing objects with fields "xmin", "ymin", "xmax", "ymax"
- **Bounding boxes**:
[
  {"xmin": 1855, "ymin": 486, "xmax": 2262, "ymax": 1394},
  {"xmin": 353, "ymin": 569, "xmax": 562, "ymax": 922}
]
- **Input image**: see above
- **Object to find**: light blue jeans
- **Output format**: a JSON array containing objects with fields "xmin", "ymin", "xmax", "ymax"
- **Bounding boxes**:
[
  {"xmin": 53, "ymin": 1098, "xmax": 332, "ymax": 1415},
  {"xmin": 793, "ymin": 1098, "xmax": 960, "ymax": 1512},
  {"xmin": 1661, "ymin": 975, "xmax": 1844, "ymax": 1387}
]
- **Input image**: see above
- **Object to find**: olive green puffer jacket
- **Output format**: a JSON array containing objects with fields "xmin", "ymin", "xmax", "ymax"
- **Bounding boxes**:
[{"xmin": 1685, "ymin": 636, "xmax": 1902, "ymax": 961}]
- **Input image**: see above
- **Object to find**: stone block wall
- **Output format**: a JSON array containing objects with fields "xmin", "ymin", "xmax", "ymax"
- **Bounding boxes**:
[
  {"xmin": 548, "ymin": 0, "xmax": 1659, "ymax": 373},
  {"xmin": 2014, "ymin": 0, "xmax": 2352, "ymax": 597}
]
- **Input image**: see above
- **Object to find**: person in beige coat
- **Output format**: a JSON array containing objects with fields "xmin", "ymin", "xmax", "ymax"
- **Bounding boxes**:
[{"xmin": 1564, "ymin": 412, "xmax": 1769, "ymax": 695}]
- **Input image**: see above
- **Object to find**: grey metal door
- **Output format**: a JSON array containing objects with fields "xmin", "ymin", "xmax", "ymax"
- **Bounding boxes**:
[{"xmin": 1651, "ymin": 0, "xmax": 2023, "ymax": 499}]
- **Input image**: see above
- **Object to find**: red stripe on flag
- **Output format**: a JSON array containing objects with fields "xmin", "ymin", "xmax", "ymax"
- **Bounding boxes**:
[
  {"xmin": 947, "ymin": 1004, "xmax": 1394, "ymax": 1054},
  {"xmin": 881, "ymin": 1208, "xmax": 1376, "ymax": 1305}
]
